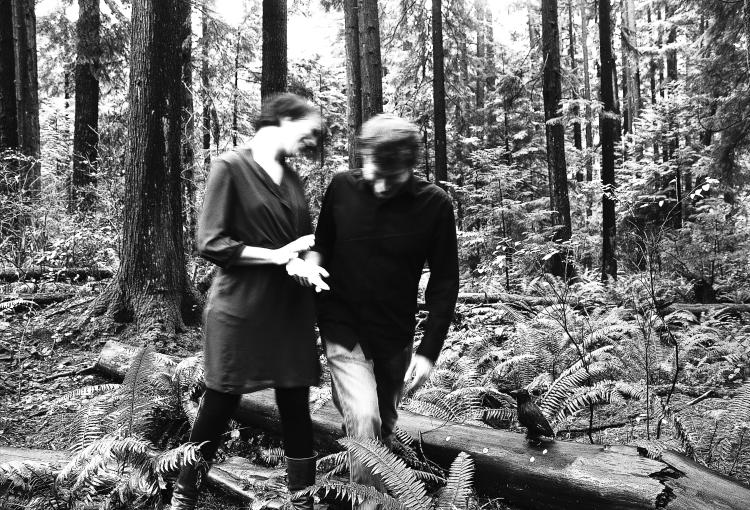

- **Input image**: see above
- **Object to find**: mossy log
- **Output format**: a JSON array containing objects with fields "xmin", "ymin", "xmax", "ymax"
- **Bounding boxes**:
[{"xmin": 95, "ymin": 340, "xmax": 750, "ymax": 510}]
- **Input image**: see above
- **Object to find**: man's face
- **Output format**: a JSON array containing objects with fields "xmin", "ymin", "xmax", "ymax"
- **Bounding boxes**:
[
  {"xmin": 279, "ymin": 114, "xmax": 321, "ymax": 157},
  {"xmin": 361, "ymin": 154, "xmax": 412, "ymax": 199}
]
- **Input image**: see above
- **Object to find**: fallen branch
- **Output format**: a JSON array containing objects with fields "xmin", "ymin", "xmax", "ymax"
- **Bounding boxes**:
[
  {"xmin": 96, "ymin": 340, "xmax": 750, "ymax": 510},
  {"xmin": 0, "ymin": 267, "xmax": 113, "ymax": 283},
  {"xmin": 38, "ymin": 364, "xmax": 97, "ymax": 383}
]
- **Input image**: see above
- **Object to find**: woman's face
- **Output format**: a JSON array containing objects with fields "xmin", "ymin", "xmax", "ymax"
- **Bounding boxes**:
[{"xmin": 278, "ymin": 114, "xmax": 321, "ymax": 156}]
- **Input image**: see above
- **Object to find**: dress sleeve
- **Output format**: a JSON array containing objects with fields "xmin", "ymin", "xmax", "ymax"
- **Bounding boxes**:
[
  {"xmin": 196, "ymin": 160, "xmax": 245, "ymax": 268},
  {"xmin": 416, "ymin": 195, "xmax": 460, "ymax": 363}
]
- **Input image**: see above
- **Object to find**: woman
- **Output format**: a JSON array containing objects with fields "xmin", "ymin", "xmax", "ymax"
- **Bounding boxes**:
[{"xmin": 171, "ymin": 93, "xmax": 328, "ymax": 510}]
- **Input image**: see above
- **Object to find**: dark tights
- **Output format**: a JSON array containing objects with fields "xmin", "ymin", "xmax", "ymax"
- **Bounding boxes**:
[{"xmin": 177, "ymin": 387, "xmax": 313, "ymax": 486}]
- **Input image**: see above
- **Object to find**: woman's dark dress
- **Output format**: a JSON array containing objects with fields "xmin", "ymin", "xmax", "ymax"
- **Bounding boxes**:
[{"xmin": 196, "ymin": 149, "xmax": 320, "ymax": 394}]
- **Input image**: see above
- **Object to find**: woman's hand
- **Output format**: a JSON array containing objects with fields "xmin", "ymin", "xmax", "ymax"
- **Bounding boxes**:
[
  {"xmin": 286, "ymin": 257, "xmax": 330, "ymax": 292},
  {"xmin": 271, "ymin": 234, "xmax": 316, "ymax": 265}
]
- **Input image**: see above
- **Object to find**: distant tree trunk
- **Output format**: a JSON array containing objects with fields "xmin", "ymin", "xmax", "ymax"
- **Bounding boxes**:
[
  {"xmin": 95, "ymin": 0, "xmax": 199, "ymax": 335},
  {"xmin": 665, "ymin": 5, "xmax": 677, "ymax": 85},
  {"xmin": 344, "ymin": 0, "xmax": 362, "ymax": 168},
  {"xmin": 527, "ymin": 1, "xmax": 537, "ymax": 105},
  {"xmin": 541, "ymin": 0, "xmax": 572, "ymax": 243},
  {"xmin": 70, "ymin": 0, "xmax": 100, "ymax": 212},
  {"xmin": 359, "ymin": 0, "xmax": 383, "ymax": 121},
  {"xmin": 432, "ymin": 0, "xmax": 447, "ymax": 185},
  {"xmin": 11, "ymin": 0, "xmax": 41, "ymax": 193},
  {"xmin": 484, "ymin": 6, "xmax": 496, "ymax": 143},
  {"xmin": 475, "ymin": 0, "xmax": 485, "ymax": 111},
  {"xmin": 579, "ymin": 0, "xmax": 593, "ymax": 182},
  {"xmin": 599, "ymin": 0, "xmax": 619, "ymax": 282},
  {"xmin": 568, "ymin": 0, "xmax": 582, "ymax": 156},
  {"xmin": 620, "ymin": 0, "xmax": 633, "ymax": 136},
  {"xmin": 180, "ymin": 0, "xmax": 195, "ymax": 248},
  {"xmin": 261, "ymin": 0, "xmax": 286, "ymax": 100},
  {"xmin": 201, "ymin": 3, "xmax": 211, "ymax": 177},
  {"xmin": 232, "ymin": 27, "xmax": 240, "ymax": 147},
  {"xmin": 0, "ymin": 0, "xmax": 17, "ymax": 150}
]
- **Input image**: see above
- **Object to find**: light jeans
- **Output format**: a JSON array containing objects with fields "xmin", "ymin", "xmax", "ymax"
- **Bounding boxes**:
[{"xmin": 324, "ymin": 341, "xmax": 412, "ymax": 509}]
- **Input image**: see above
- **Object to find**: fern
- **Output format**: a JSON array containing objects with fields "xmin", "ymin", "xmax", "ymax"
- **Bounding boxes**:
[
  {"xmin": 717, "ymin": 383, "xmax": 750, "ymax": 471},
  {"xmin": 435, "ymin": 452, "xmax": 474, "ymax": 510},
  {"xmin": 301, "ymin": 480, "xmax": 407, "ymax": 510},
  {"xmin": 339, "ymin": 437, "xmax": 431, "ymax": 510}
]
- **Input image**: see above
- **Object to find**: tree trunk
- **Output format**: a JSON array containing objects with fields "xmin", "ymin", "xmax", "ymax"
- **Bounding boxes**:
[
  {"xmin": 11, "ymin": 0, "xmax": 40, "ymax": 193},
  {"xmin": 475, "ymin": 0, "xmax": 485, "ymax": 111},
  {"xmin": 232, "ymin": 26, "xmax": 240, "ymax": 147},
  {"xmin": 180, "ymin": 0, "xmax": 195, "ymax": 250},
  {"xmin": 96, "ymin": 340, "xmax": 750, "ymax": 510},
  {"xmin": 344, "ymin": 0, "xmax": 362, "ymax": 168},
  {"xmin": 95, "ymin": 0, "xmax": 199, "ymax": 336},
  {"xmin": 70, "ymin": 0, "xmax": 100, "ymax": 213},
  {"xmin": 579, "ymin": 0, "xmax": 593, "ymax": 182},
  {"xmin": 568, "ymin": 0, "xmax": 582, "ymax": 155},
  {"xmin": 359, "ymin": 0, "xmax": 383, "ymax": 121},
  {"xmin": 261, "ymin": 0, "xmax": 286, "ymax": 100},
  {"xmin": 541, "ymin": 0, "xmax": 572, "ymax": 243},
  {"xmin": 432, "ymin": 0, "xmax": 447, "ymax": 186},
  {"xmin": 0, "ymin": 0, "xmax": 17, "ymax": 150},
  {"xmin": 599, "ymin": 0, "xmax": 619, "ymax": 282},
  {"xmin": 201, "ymin": 2, "xmax": 211, "ymax": 179}
]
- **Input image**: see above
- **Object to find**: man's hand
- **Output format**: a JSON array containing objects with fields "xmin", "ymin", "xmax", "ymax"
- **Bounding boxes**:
[
  {"xmin": 286, "ymin": 257, "xmax": 330, "ymax": 292},
  {"xmin": 403, "ymin": 354, "xmax": 434, "ymax": 393}
]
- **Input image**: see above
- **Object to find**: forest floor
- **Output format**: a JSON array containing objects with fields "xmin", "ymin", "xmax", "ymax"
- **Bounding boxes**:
[{"xmin": 1, "ymin": 280, "xmax": 748, "ymax": 509}]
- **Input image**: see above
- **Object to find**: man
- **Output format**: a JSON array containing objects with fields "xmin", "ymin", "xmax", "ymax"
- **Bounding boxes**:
[{"xmin": 312, "ymin": 114, "xmax": 459, "ymax": 506}]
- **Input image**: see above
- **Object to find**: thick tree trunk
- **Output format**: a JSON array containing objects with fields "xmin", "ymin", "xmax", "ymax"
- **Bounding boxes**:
[
  {"xmin": 541, "ymin": 0, "xmax": 571, "ymax": 243},
  {"xmin": 70, "ymin": 0, "xmax": 100, "ymax": 213},
  {"xmin": 0, "ymin": 0, "xmax": 17, "ymax": 150},
  {"xmin": 599, "ymin": 0, "xmax": 619, "ymax": 282},
  {"xmin": 11, "ymin": 0, "xmax": 40, "ymax": 193},
  {"xmin": 359, "ymin": 0, "xmax": 383, "ymax": 121},
  {"xmin": 201, "ymin": 2, "xmax": 211, "ymax": 179},
  {"xmin": 432, "ymin": 0, "xmax": 447, "ymax": 186},
  {"xmin": 579, "ymin": 0, "xmax": 593, "ymax": 182},
  {"xmin": 95, "ymin": 0, "xmax": 199, "ymax": 335},
  {"xmin": 344, "ymin": 0, "xmax": 362, "ymax": 169},
  {"xmin": 261, "ymin": 0, "xmax": 286, "ymax": 100},
  {"xmin": 95, "ymin": 341, "xmax": 750, "ymax": 510}
]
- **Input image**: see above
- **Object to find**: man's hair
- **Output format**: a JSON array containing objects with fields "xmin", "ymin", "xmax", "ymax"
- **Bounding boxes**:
[
  {"xmin": 254, "ymin": 93, "xmax": 318, "ymax": 130},
  {"xmin": 358, "ymin": 114, "xmax": 420, "ymax": 173}
]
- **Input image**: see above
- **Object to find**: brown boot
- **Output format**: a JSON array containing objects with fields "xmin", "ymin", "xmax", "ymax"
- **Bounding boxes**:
[{"xmin": 286, "ymin": 455, "xmax": 316, "ymax": 510}]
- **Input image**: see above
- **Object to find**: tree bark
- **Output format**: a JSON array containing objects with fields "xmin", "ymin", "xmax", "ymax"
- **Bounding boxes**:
[
  {"xmin": 261, "ymin": 0, "xmax": 286, "ymax": 100},
  {"xmin": 568, "ymin": 0, "xmax": 582, "ymax": 155},
  {"xmin": 475, "ymin": 0, "xmax": 485, "ymax": 111},
  {"xmin": 11, "ymin": 0, "xmax": 41, "ymax": 193},
  {"xmin": 344, "ymin": 0, "xmax": 362, "ymax": 168},
  {"xmin": 0, "ymin": 0, "xmax": 17, "ymax": 150},
  {"xmin": 579, "ymin": 0, "xmax": 593, "ymax": 182},
  {"xmin": 70, "ymin": 0, "xmax": 101, "ymax": 213},
  {"xmin": 432, "ymin": 0, "xmax": 447, "ymax": 186},
  {"xmin": 200, "ymin": 1, "xmax": 211, "ymax": 180},
  {"xmin": 180, "ymin": 0, "xmax": 195, "ymax": 250},
  {"xmin": 541, "ymin": 0, "xmax": 572, "ymax": 242},
  {"xmin": 95, "ymin": 341, "xmax": 750, "ymax": 510},
  {"xmin": 95, "ymin": 0, "xmax": 199, "ymax": 335},
  {"xmin": 599, "ymin": 0, "xmax": 619, "ymax": 282},
  {"xmin": 359, "ymin": 0, "xmax": 383, "ymax": 121}
]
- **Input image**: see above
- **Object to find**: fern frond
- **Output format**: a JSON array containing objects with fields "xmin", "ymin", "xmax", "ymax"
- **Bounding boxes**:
[
  {"xmin": 652, "ymin": 397, "xmax": 695, "ymax": 458},
  {"xmin": 154, "ymin": 443, "xmax": 203, "ymax": 475},
  {"xmin": 540, "ymin": 361, "xmax": 609, "ymax": 419},
  {"xmin": 0, "ymin": 298, "xmax": 36, "ymax": 310},
  {"xmin": 258, "ymin": 447, "xmax": 285, "ymax": 467},
  {"xmin": 403, "ymin": 399, "xmax": 458, "ymax": 422},
  {"xmin": 70, "ymin": 400, "xmax": 109, "ymax": 453},
  {"xmin": 60, "ymin": 384, "xmax": 120, "ymax": 401},
  {"xmin": 435, "ymin": 452, "xmax": 474, "ymax": 510},
  {"xmin": 111, "ymin": 345, "xmax": 166, "ymax": 437},
  {"xmin": 339, "ymin": 437, "xmax": 430, "ymax": 510},
  {"xmin": 301, "ymin": 480, "xmax": 407, "ymax": 510},
  {"xmin": 482, "ymin": 408, "xmax": 517, "ymax": 421},
  {"xmin": 718, "ymin": 383, "xmax": 750, "ymax": 466}
]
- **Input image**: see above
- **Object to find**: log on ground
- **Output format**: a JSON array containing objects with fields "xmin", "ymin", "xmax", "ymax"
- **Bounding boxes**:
[
  {"xmin": 0, "ymin": 267, "xmax": 113, "ymax": 283},
  {"xmin": 96, "ymin": 340, "xmax": 750, "ymax": 509}
]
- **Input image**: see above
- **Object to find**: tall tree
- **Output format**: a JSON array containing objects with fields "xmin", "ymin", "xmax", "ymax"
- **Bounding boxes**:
[
  {"xmin": 96, "ymin": 0, "xmax": 199, "ymax": 334},
  {"xmin": 261, "ymin": 0, "xmax": 287, "ymax": 100},
  {"xmin": 70, "ymin": 0, "xmax": 101, "ymax": 212},
  {"xmin": 599, "ymin": 0, "xmax": 619, "ymax": 281},
  {"xmin": 180, "ymin": 0, "xmax": 195, "ymax": 246},
  {"xmin": 344, "ymin": 0, "xmax": 362, "ymax": 168},
  {"xmin": 541, "ymin": 0, "xmax": 572, "ymax": 241},
  {"xmin": 568, "ymin": 0, "xmax": 582, "ymax": 155},
  {"xmin": 432, "ymin": 0, "xmax": 447, "ymax": 185},
  {"xmin": 475, "ymin": 0, "xmax": 485, "ymax": 111},
  {"xmin": 201, "ymin": 1, "xmax": 211, "ymax": 179},
  {"xmin": 11, "ymin": 0, "xmax": 41, "ymax": 193},
  {"xmin": 359, "ymin": 0, "xmax": 383, "ymax": 120},
  {"xmin": 579, "ymin": 0, "xmax": 593, "ymax": 181},
  {"xmin": 0, "ymin": 0, "xmax": 17, "ymax": 151}
]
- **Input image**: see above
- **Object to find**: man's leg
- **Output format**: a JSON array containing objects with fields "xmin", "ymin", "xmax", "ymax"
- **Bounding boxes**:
[
  {"xmin": 373, "ymin": 345, "xmax": 412, "ymax": 440},
  {"xmin": 325, "ymin": 341, "xmax": 385, "ymax": 508}
]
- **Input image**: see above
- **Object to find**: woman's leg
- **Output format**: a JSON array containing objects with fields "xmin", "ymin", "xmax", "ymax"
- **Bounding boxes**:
[
  {"xmin": 276, "ymin": 386, "xmax": 315, "ymax": 510},
  {"xmin": 171, "ymin": 388, "xmax": 241, "ymax": 509}
]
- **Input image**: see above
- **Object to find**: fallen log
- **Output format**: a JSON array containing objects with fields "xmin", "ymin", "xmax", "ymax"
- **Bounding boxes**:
[
  {"xmin": 0, "ymin": 292, "xmax": 75, "ymax": 310},
  {"xmin": 96, "ymin": 340, "xmax": 750, "ymax": 510},
  {"xmin": 0, "ymin": 446, "xmax": 285, "ymax": 506},
  {"xmin": 0, "ymin": 267, "xmax": 113, "ymax": 283}
]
